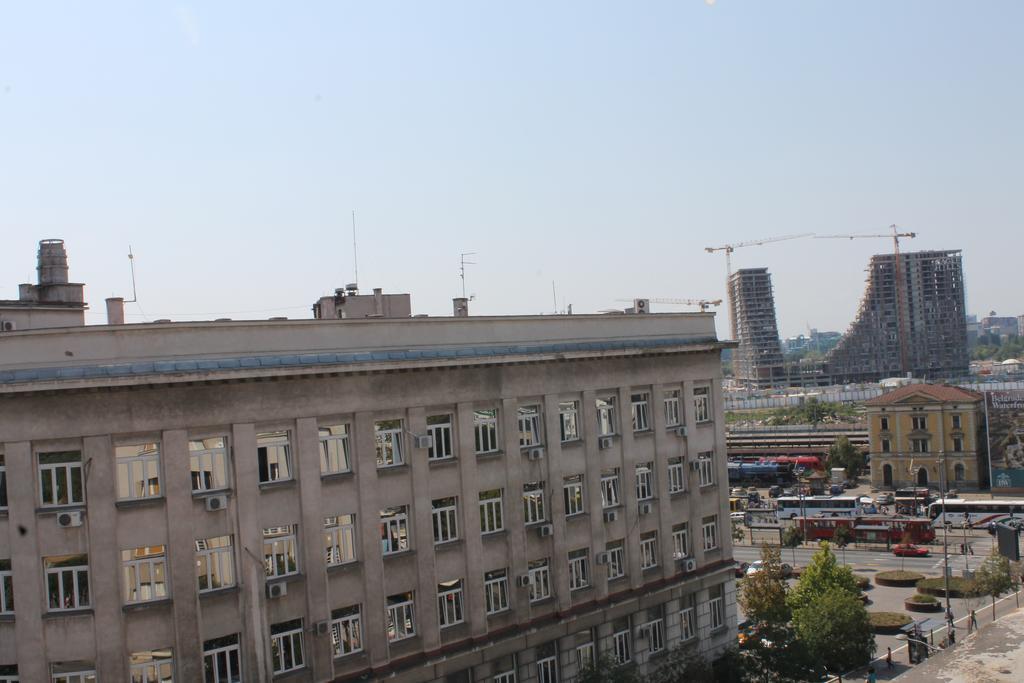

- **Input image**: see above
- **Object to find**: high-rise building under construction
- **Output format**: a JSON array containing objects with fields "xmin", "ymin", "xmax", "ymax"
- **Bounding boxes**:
[
  {"xmin": 823, "ymin": 249, "xmax": 968, "ymax": 383},
  {"xmin": 728, "ymin": 268, "xmax": 786, "ymax": 387}
]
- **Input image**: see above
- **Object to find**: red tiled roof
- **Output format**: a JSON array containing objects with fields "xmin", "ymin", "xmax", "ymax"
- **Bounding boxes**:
[{"xmin": 865, "ymin": 383, "xmax": 984, "ymax": 406}]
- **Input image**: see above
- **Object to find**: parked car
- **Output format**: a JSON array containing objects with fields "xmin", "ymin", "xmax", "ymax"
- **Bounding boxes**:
[
  {"xmin": 768, "ymin": 485, "xmax": 782, "ymax": 498},
  {"xmin": 829, "ymin": 484, "xmax": 844, "ymax": 495},
  {"xmin": 782, "ymin": 487, "xmax": 797, "ymax": 496},
  {"xmin": 892, "ymin": 543, "xmax": 930, "ymax": 557},
  {"xmin": 747, "ymin": 486, "xmax": 759, "ymax": 495},
  {"xmin": 731, "ymin": 487, "xmax": 746, "ymax": 497},
  {"xmin": 730, "ymin": 511, "xmax": 746, "ymax": 523},
  {"xmin": 874, "ymin": 493, "xmax": 894, "ymax": 505},
  {"xmin": 735, "ymin": 561, "xmax": 750, "ymax": 578}
]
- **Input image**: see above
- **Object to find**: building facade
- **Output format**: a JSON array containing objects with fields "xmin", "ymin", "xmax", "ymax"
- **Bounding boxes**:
[
  {"xmin": 865, "ymin": 384, "xmax": 985, "ymax": 492},
  {"xmin": 0, "ymin": 310, "xmax": 737, "ymax": 682},
  {"xmin": 728, "ymin": 268, "xmax": 786, "ymax": 388}
]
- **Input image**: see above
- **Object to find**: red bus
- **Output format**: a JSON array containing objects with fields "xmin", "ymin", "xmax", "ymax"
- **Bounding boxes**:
[
  {"xmin": 767, "ymin": 456, "xmax": 824, "ymax": 471},
  {"xmin": 796, "ymin": 515, "xmax": 935, "ymax": 545}
]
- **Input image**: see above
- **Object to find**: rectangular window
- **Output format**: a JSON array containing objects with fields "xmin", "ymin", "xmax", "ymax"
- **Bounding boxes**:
[
  {"xmin": 952, "ymin": 414, "xmax": 962, "ymax": 430},
  {"xmin": 375, "ymin": 419, "xmax": 404, "ymax": 467},
  {"xmin": 0, "ymin": 559, "xmax": 13, "ymax": 614},
  {"xmin": 381, "ymin": 506, "xmax": 410, "ymax": 554},
  {"xmin": 484, "ymin": 569, "xmax": 509, "ymax": 614},
  {"xmin": 324, "ymin": 514, "xmax": 357, "ymax": 566},
  {"xmin": 495, "ymin": 671, "xmax": 516, "ymax": 683},
  {"xmin": 523, "ymin": 482, "xmax": 546, "ymax": 525},
  {"xmin": 45, "ymin": 554, "xmax": 89, "ymax": 611},
  {"xmin": 640, "ymin": 532, "xmax": 658, "ymax": 569},
  {"xmin": 576, "ymin": 642, "xmax": 595, "ymax": 670},
  {"xmin": 881, "ymin": 438, "xmax": 891, "ymax": 453},
  {"xmin": 330, "ymin": 605, "xmax": 363, "ymax": 657},
  {"xmin": 196, "ymin": 536, "xmax": 235, "ymax": 593},
  {"xmin": 190, "ymin": 437, "xmax": 230, "ymax": 492},
  {"xmin": 953, "ymin": 437, "xmax": 964, "ymax": 452},
  {"xmin": 606, "ymin": 541, "xmax": 625, "ymax": 580},
  {"xmin": 680, "ymin": 596, "xmax": 697, "ymax": 641},
  {"xmin": 518, "ymin": 405, "xmax": 542, "ymax": 447},
  {"xmin": 50, "ymin": 664, "xmax": 96, "ymax": 683},
  {"xmin": 129, "ymin": 649, "xmax": 174, "ymax": 683},
  {"xmin": 0, "ymin": 452, "xmax": 8, "ymax": 510},
  {"xmin": 596, "ymin": 396, "xmax": 616, "ymax": 436},
  {"xmin": 387, "ymin": 592, "xmax": 416, "ymax": 641},
  {"xmin": 203, "ymin": 633, "xmax": 241, "ymax": 683},
  {"xmin": 568, "ymin": 548, "xmax": 590, "ymax": 591},
  {"xmin": 474, "ymin": 409, "xmax": 500, "ymax": 454},
  {"xmin": 427, "ymin": 414, "xmax": 454, "ymax": 460},
  {"xmin": 667, "ymin": 457, "xmax": 685, "ymax": 493},
  {"xmin": 270, "ymin": 618, "xmax": 304, "ymax": 675},
  {"xmin": 600, "ymin": 469, "xmax": 620, "ymax": 508},
  {"xmin": 538, "ymin": 656, "xmax": 558, "ymax": 683},
  {"xmin": 709, "ymin": 584, "xmax": 725, "ymax": 631},
  {"xmin": 664, "ymin": 390, "xmax": 681, "ymax": 427},
  {"xmin": 880, "ymin": 416, "xmax": 890, "ymax": 431},
  {"xmin": 529, "ymin": 559, "xmax": 551, "ymax": 602},
  {"xmin": 912, "ymin": 416, "xmax": 928, "ymax": 431},
  {"xmin": 256, "ymin": 430, "xmax": 292, "ymax": 483},
  {"xmin": 694, "ymin": 387, "xmax": 710, "ymax": 423},
  {"xmin": 479, "ymin": 489, "xmax": 504, "ymax": 534},
  {"xmin": 437, "ymin": 579, "xmax": 465, "ymax": 627},
  {"xmin": 563, "ymin": 475, "xmax": 585, "ymax": 517},
  {"xmin": 559, "ymin": 401, "xmax": 580, "ymax": 442},
  {"xmin": 319, "ymin": 424, "xmax": 351, "ymax": 474},
  {"xmin": 263, "ymin": 526, "xmax": 298, "ymax": 578},
  {"xmin": 38, "ymin": 451, "xmax": 84, "ymax": 507},
  {"xmin": 121, "ymin": 545, "xmax": 168, "ymax": 604},
  {"xmin": 612, "ymin": 629, "xmax": 631, "ymax": 665},
  {"xmin": 698, "ymin": 452, "xmax": 714, "ymax": 487},
  {"xmin": 641, "ymin": 619, "xmax": 665, "ymax": 653},
  {"xmin": 115, "ymin": 442, "xmax": 162, "ymax": 501},
  {"xmin": 672, "ymin": 523, "xmax": 689, "ymax": 559},
  {"xmin": 702, "ymin": 515, "xmax": 719, "ymax": 551},
  {"xmin": 911, "ymin": 438, "xmax": 930, "ymax": 453},
  {"xmin": 631, "ymin": 392, "xmax": 650, "ymax": 432},
  {"xmin": 635, "ymin": 463, "xmax": 654, "ymax": 500},
  {"xmin": 432, "ymin": 497, "xmax": 459, "ymax": 544}
]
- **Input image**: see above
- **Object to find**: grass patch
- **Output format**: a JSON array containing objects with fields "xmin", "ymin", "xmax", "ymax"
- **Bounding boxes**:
[
  {"xmin": 916, "ymin": 577, "xmax": 978, "ymax": 598},
  {"xmin": 875, "ymin": 571, "xmax": 925, "ymax": 587},
  {"xmin": 869, "ymin": 611, "xmax": 913, "ymax": 634},
  {"xmin": 906, "ymin": 593, "xmax": 937, "ymax": 604}
]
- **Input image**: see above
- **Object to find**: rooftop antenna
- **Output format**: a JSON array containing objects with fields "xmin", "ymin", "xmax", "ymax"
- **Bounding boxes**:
[
  {"xmin": 459, "ymin": 252, "xmax": 476, "ymax": 299},
  {"xmin": 351, "ymin": 210, "xmax": 360, "ymax": 286},
  {"xmin": 552, "ymin": 281, "xmax": 557, "ymax": 313},
  {"xmin": 125, "ymin": 245, "xmax": 138, "ymax": 303}
]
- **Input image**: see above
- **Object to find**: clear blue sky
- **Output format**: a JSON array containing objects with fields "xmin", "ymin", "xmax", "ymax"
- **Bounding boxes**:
[{"xmin": 2, "ymin": 1, "xmax": 1021, "ymax": 337}]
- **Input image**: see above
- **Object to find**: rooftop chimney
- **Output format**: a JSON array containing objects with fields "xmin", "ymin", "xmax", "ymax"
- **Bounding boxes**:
[
  {"xmin": 453, "ymin": 297, "xmax": 469, "ymax": 317},
  {"xmin": 105, "ymin": 297, "xmax": 125, "ymax": 325},
  {"xmin": 38, "ymin": 239, "xmax": 69, "ymax": 285}
]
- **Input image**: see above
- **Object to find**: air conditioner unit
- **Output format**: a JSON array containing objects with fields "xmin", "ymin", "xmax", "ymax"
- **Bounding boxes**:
[
  {"xmin": 598, "ymin": 436, "xmax": 613, "ymax": 450},
  {"xmin": 0, "ymin": 320, "xmax": 15, "ymax": 332},
  {"xmin": 633, "ymin": 299, "xmax": 649, "ymax": 314},
  {"xmin": 603, "ymin": 509, "xmax": 619, "ymax": 523},
  {"xmin": 675, "ymin": 426, "xmax": 688, "ymax": 437},
  {"xmin": 267, "ymin": 581, "xmax": 288, "ymax": 599},
  {"xmin": 527, "ymin": 447, "xmax": 544, "ymax": 461},
  {"xmin": 680, "ymin": 558, "xmax": 697, "ymax": 573},
  {"xmin": 638, "ymin": 501, "xmax": 653, "ymax": 515},
  {"xmin": 538, "ymin": 524, "xmax": 554, "ymax": 538},
  {"xmin": 205, "ymin": 493, "xmax": 229, "ymax": 512},
  {"xmin": 315, "ymin": 621, "xmax": 331, "ymax": 636},
  {"xmin": 516, "ymin": 574, "xmax": 533, "ymax": 588},
  {"xmin": 595, "ymin": 552, "xmax": 611, "ymax": 565},
  {"xmin": 413, "ymin": 434, "xmax": 434, "ymax": 449},
  {"xmin": 57, "ymin": 510, "xmax": 83, "ymax": 528}
]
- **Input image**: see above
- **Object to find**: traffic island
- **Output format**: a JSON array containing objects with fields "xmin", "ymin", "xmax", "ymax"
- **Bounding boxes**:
[
  {"xmin": 869, "ymin": 611, "xmax": 914, "ymax": 634},
  {"xmin": 904, "ymin": 593, "xmax": 943, "ymax": 612},
  {"xmin": 916, "ymin": 576, "xmax": 978, "ymax": 598},
  {"xmin": 875, "ymin": 570, "xmax": 925, "ymax": 587}
]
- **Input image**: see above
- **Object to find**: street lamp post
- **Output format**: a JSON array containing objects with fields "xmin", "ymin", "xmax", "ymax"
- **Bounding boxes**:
[{"xmin": 941, "ymin": 450, "xmax": 951, "ymax": 621}]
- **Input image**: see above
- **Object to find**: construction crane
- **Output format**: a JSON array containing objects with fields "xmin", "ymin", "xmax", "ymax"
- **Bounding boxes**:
[
  {"xmin": 814, "ymin": 225, "xmax": 917, "ymax": 373},
  {"xmin": 704, "ymin": 233, "xmax": 815, "ymax": 278},
  {"xmin": 616, "ymin": 298, "xmax": 722, "ymax": 312}
]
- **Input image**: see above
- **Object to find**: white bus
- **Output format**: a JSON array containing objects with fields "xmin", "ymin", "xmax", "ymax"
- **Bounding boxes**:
[
  {"xmin": 776, "ymin": 496, "xmax": 861, "ymax": 521},
  {"xmin": 927, "ymin": 498, "xmax": 1024, "ymax": 528}
]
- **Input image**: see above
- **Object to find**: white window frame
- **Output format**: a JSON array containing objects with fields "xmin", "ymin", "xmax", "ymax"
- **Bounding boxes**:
[
  {"xmin": 640, "ymin": 532, "xmax": 658, "ymax": 570},
  {"xmin": 697, "ymin": 453, "xmax": 714, "ymax": 487},
  {"xmin": 538, "ymin": 656, "xmax": 558, "ymax": 683},
  {"xmin": 319, "ymin": 424, "xmax": 351, "ymax": 475},
  {"xmin": 270, "ymin": 619, "xmax": 305, "ymax": 675},
  {"xmin": 576, "ymin": 641, "xmax": 595, "ymax": 670},
  {"xmin": 596, "ymin": 397, "xmax": 616, "ymax": 436},
  {"xmin": 203, "ymin": 635, "xmax": 242, "ymax": 683},
  {"xmin": 256, "ymin": 430, "xmax": 292, "ymax": 484},
  {"xmin": 45, "ymin": 555, "xmax": 90, "ymax": 611},
  {"xmin": 667, "ymin": 458, "xmax": 685, "ymax": 493},
  {"xmin": 50, "ymin": 666, "xmax": 97, "ymax": 683},
  {"xmin": 437, "ymin": 579, "xmax": 465, "ymax": 628},
  {"xmin": 952, "ymin": 414, "xmax": 962, "ymax": 430},
  {"xmin": 129, "ymin": 649, "xmax": 174, "ymax": 683},
  {"xmin": 263, "ymin": 526, "xmax": 298, "ymax": 578},
  {"xmin": 912, "ymin": 438, "xmax": 930, "ymax": 453},
  {"xmin": 641, "ymin": 619, "xmax": 665, "ymax": 653},
  {"xmin": 680, "ymin": 602, "xmax": 697, "ymax": 641},
  {"xmin": 636, "ymin": 464, "xmax": 654, "ymax": 500},
  {"xmin": 606, "ymin": 542, "xmax": 625, "ymax": 580},
  {"xmin": 495, "ymin": 671, "xmax": 516, "ymax": 683},
  {"xmin": 195, "ymin": 535, "xmax": 235, "ymax": 593},
  {"xmin": 189, "ymin": 437, "xmax": 230, "ymax": 492},
  {"xmin": 612, "ymin": 629, "xmax": 631, "ymax": 665},
  {"xmin": 912, "ymin": 415, "xmax": 928, "ymax": 431},
  {"xmin": 563, "ymin": 476, "xmax": 585, "ymax": 517},
  {"xmin": 631, "ymin": 392, "xmax": 650, "ymax": 432},
  {"xmin": 664, "ymin": 390, "xmax": 681, "ymax": 427},
  {"xmin": 529, "ymin": 559, "xmax": 551, "ymax": 602},
  {"xmin": 381, "ymin": 506, "xmax": 410, "ymax": 555},
  {"xmin": 427, "ymin": 414, "xmax": 454, "ymax": 461},
  {"xmin": 672, "ymin": 524, "xmax": 689, "ymax": 559},
  {"xmin": 121, "ymin": 545, "xmax": 168, "ymax": 604},
  {"xmin": 0, "ymin": 559, "xmax": 13, "ymax": 614},
  {"xmin": 330, "ymin": 605, "xmax": 363, "ymax": 657},
  {"xmin": 375, "ymin": 420, "xmax": 404, "ymax": 467},
  {"xmin": 484, "ymin": 569, "xmax": 510, "ymax": 615},
  {"xmin": 523, "ymin": 482, "xmax": 546, "ymax": 525},
  {"xmin": 694, "ymin": 387, "xmax": 710, "ymax": 424},
  {"xmin": 600, "ymin": 471, "xmax": 620, "ymax": 508},
  {"xmin": 38, "ymin": 451, "xmax": 85, "ymax": 507},
  {"xmin": 386, "ymin": 592, "xmax": 416, "ymax": 642},
  {"xmin": 432, "ymin": 497, "xmax": 459, "ymax": 544},
  {"xmin": 702, "ymin": 516, "xmax": 719, "ymax": 551},
  {"xmin": 559, "ymin": 401, "xmax": 580, "ymax": 442},
  {"xmin": 709, "ymin": 588, "xmax": 725, "ymax": 631},
  {"xmin": 518, "ymin": 406, "xmax": 542, "ymax": 447},
  {"xmin": 474, "ymin": 409, "xmax": 500, "ymax": 454},
  {"xmin": 568, "ymin": 549, "xmax": 590, "ymax": 591},
  {"xmin": 325, "ymin": 514, "xmax": 357, "ymax": 566},
  {"xmin": 115, "ymin": 442, "xmax": 162, "ymax": 501},
  {"xmin": 479, "ymin": 489, "xmax": 504, "ymax": 534}
]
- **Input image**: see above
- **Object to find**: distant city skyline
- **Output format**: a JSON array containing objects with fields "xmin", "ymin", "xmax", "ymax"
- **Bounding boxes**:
[{"xmin": 2, "ymin": 1, "xmax": 1021, "ymax": 339}]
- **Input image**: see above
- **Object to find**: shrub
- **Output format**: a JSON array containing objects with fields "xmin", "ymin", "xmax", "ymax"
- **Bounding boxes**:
[
  {"xmin": 875, "ymin": 571, "xmax": 925, "ymax": 587},
  {"xmin": 853, "ymin": 574, "xmax": 871, "ymax": 590},
  {"xmin": 906, "ymin": 593, "xmax": 937, "ymax": 604},
  {"xmin": 868, "ymin": 611, "xmax": 913, "ymax": 633},
  {"xmin": 915, "ymin": 576, "xmax": 978, "ymax": 598}
]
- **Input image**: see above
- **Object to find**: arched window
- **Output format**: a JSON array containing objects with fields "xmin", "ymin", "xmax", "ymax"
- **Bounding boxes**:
[{"xmin": 917, "ymin": 468, "xmax": 929, "ymax": 487}]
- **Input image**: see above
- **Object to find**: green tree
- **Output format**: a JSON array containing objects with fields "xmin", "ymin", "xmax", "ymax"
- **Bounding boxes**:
[
  {"xmin": 741, "ymin": 621, "xmax": 815, "ymax": 683},
  {"xmin": 791, "ymin": 587, "xmax": 875, "ymax": 674},
  {"xmin": 578, "ymin": 654, "xmax": 639, "ymax": 683},
  {"xmin": 787, "ymin": 542, "xmax": 859, "ymax": 614},
  {"xmin": 974, "ymin": 548, "xmax": 1014, "ymax": 620},
  {"xmin": 647, "ymin": 646, "xmax": 713, "ymax": 683},
  {"xmin": 827, "ymin": 436, "xmax": 865, "ymax": 480},
  {"xmin": 832, "ymin": 524, "xmax": 853, "ymax": 566},
  {"xmin": 740, "ymin": 545, "xmax": 790, "ymax": 625},
  {"xmin": 781, "ymin": 527, "xmax": 804, "ymax": 568},
  {"xmin": 733, "ymin": 517, "xmax": 746, "ymax": 544}
]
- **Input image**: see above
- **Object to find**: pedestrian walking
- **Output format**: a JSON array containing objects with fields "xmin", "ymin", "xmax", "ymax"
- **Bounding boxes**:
[
  {"xmin": 886, "ymin": 647, "xmax": 894, "ymax": 670},
  {"xmin": 970, "ymin": 609, "xmax": 978, "ymax": 631},
  {"xmin": 866, "ymin": 666, "xmax": 877, "ymax": 683},
  {"xmin": 949, "ymin": 625, "xmax": 956, "ymax": 645}
]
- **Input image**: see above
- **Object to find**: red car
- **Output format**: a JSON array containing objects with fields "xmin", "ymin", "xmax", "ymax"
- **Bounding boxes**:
[{"xmin": 892, "ymin": 543, "xmax": 930, "ymax": 557}]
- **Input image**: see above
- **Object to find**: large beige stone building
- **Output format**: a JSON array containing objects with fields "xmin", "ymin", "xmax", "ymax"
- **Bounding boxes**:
[{"xmin": 0, "ymin": 242, "xmax": 738, "ymax": 682}]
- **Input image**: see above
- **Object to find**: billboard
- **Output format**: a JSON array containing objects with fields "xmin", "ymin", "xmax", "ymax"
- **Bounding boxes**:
[{"xmin": 986, "ymin": 390, "xmax": 1024, "ymax": 492}]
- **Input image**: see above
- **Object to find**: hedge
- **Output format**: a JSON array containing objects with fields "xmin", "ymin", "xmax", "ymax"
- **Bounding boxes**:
[
  {"xmin": 869, "ymin": 611, "xmax": 913, "ymax": 634},
  {"xmin": 916, "ymin": 576, "xmax": 978, "ymax": 598},
  {"xmin": 875, "ymin": 571, "xmax": 925, "ymax": 587}
]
